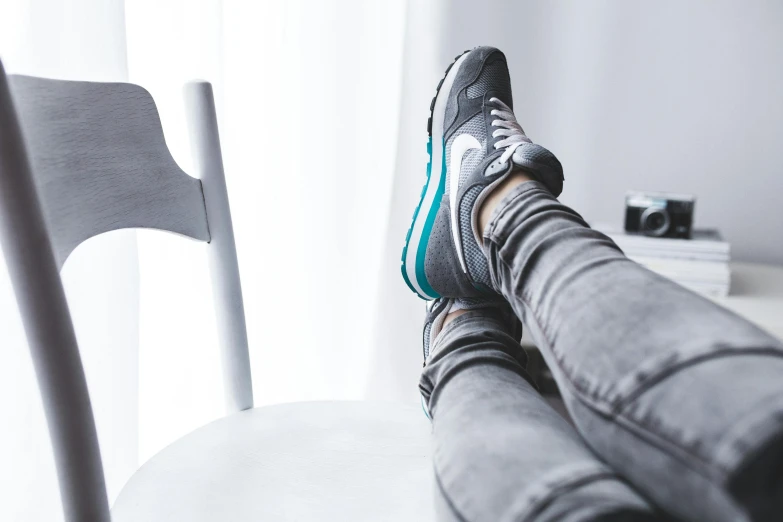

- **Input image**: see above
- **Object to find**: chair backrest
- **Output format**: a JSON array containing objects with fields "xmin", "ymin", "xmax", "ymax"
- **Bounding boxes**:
[
  {"xmin": 0, "ymin": 60, "xmax": 253, "ymax": 522},
  {"xmin": 8, "ymin": 75, "xmax": 211, "ymax": 267}
]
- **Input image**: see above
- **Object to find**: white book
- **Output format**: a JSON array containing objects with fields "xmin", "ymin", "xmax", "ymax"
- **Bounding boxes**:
[
  {"xmin": 593, "ymin": 224, "xmax": 731, "ymax": 261},
  {"xmin": 629, "ymin": 256, "xmax": 731, "ymax": 283},
  {"xmin": 627, "ymin": 257, "xmax": 731, "ymax": 297},
  {"xmin": 620, "ymin": 248, "xmax": 728, "ymax": 262},
  {"xmin": 671, "ymin": 280, "xmax": 730, "ymax": 298},
  {"xmin": 642, "ymin": 272, "xmax": 729, "ymax": 287}
]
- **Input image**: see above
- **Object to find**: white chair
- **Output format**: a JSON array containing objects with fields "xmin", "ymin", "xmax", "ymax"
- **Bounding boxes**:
[{"xmin": 0, "ymin": 61, "xmax": 435, "ymax": 521}]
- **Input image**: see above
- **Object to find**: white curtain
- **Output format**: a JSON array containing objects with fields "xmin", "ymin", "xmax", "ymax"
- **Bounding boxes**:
[
  {"xmin": 0, "ymin": 0, "xmax": 141, "ymax": 519},
  {"xmin": 0, "ymin": 1, "xmax": 420, "ymax": 520}
]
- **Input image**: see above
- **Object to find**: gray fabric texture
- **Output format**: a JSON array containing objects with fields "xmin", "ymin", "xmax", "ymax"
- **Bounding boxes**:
[
  {"xmin": 467, "ymin": 58, "xmax": 512, "ymax": 102},
  {"xmin": 424, "ymin": 200, "xmax": 476, "ymax": 297},
  {"xmin": 443, "ymin": 113, "xmax": 493, "ymax": 290},
  {"xmin": 443, "ymin": 47, "xmax": 502, "ymax": 138},
  {"xmin": 508, "ymin": 143, "xmax": 564, "ymax": 197},
  {"xmin": 420, "ymin": 313, "xmax": 660, "ymax": 522},
  {"xmin": 421, "ymin": 180, "xmax": 783, "ymax": 521},
  {"xmin": 458, "ymin": 185, "xmax": 491, "ymax": 287}
]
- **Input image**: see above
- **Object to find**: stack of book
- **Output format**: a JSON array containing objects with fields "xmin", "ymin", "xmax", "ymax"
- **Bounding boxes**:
[{"xmin": 595, "ymin": 225, "xmax": 731, "ymax": 297}]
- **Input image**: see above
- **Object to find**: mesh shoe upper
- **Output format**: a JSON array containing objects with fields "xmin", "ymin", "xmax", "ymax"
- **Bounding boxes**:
[
  {"xmin": 425, "ymin": 47, "xmax": 563, "ymax": 298},
  {"xmin": 401, "ymin": 45, "xmax": 563, "ymax": 301}
]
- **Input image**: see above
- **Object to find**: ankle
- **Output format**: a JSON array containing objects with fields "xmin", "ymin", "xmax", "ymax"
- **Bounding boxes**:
[
  {"xmin": 478, "ymin": 171, "xmax": 533, "ymax": 232},
  {"xmin": 443, "ymin": 308, "xmax": 468, "ymax": 328}
]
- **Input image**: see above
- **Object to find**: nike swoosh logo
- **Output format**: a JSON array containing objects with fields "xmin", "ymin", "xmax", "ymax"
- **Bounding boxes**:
[{"xmin": 449, "ymin": 133, "xmax": 482, "ymax": 273}]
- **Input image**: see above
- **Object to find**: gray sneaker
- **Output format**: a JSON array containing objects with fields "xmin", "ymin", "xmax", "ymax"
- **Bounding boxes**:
[
  {"xmin": 421, "ymin": 297, "xmax": 522, "ymax": 366},
  {"xmin": 401, "ymin": 46, "xmax": 563, "ymax": 300}
]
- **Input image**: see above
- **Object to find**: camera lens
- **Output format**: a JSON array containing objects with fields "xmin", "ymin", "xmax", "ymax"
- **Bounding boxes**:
[
  {"xmin": 646, "ymin": 212, "xmax": 666, "ymax": 230},
  {"xmin": 640, "ymin": 207, "xmax": 670, "ymax": 237}
]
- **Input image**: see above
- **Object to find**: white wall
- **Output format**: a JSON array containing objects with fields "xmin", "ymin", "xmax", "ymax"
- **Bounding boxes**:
[
  {"xmin": 444, "ymin": 0, "xmax": 783, "ymax": 264},
  {"xmin": 0, "ymin": 1, "xmax": 139, "ymax": 520},
  {"xmin": 367, "ymin": 0, "xmax": 783, "ymax": 402}
]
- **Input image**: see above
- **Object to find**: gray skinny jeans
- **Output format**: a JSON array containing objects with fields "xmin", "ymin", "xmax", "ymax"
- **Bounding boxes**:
[{"xmin": 419, "ymin": 181, "xmax": 783, "ymax": 522}]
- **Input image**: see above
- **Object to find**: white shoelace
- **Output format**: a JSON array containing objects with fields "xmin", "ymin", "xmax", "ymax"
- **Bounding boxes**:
[{"xmin": 489, "ymin": 97, "xmax": 531, "ymax": 164}]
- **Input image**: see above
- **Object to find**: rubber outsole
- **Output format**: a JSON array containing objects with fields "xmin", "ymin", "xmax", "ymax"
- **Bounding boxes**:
[{"xmin": 400, "ymin": 50, "xmax": 471, "ymax": 300}]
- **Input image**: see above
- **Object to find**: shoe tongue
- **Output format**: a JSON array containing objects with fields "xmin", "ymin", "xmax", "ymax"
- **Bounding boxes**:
[
  {"xmin": 507, "ymin": 147, "xmax": 533, "ymax": 175},
  {"xmin": 507, "ymin": 144, "xmax": 564, "ymax": 198},
  {"xmin": 509, "ymin": 148, "xmax": 530, "ymax": 171}
]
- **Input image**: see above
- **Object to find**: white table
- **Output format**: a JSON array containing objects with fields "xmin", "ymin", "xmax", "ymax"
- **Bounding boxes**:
[{"xmin": 711, "ymin": 262, "xmax": 783, "ymax": 341}]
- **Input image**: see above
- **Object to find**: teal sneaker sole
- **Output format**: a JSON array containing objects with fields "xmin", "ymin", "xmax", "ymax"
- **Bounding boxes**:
[{"xmin": 401, "ymin": 50, "xmax": 472, "ymax": 300}]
